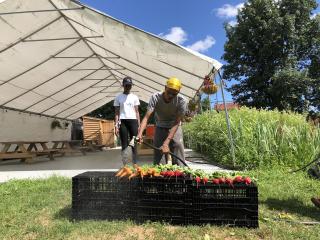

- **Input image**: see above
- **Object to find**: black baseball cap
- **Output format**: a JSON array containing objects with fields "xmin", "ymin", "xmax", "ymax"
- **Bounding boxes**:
[{"xmin": 122, "ymin": 77, "xmax": 133, "ymax": 86}]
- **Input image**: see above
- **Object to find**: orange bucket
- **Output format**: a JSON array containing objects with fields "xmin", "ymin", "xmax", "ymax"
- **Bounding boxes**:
[{"xmin": 146, "ymin": 124, "xmax": 155, "ymax": 138}]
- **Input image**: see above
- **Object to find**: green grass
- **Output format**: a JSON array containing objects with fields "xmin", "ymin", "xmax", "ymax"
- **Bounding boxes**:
[
  {"xmin": 1, "ymin": 170, "xmax": 320, "ymax": 240},
  {"xmin": 183, "ymin": 108, "xmax": 320, "ymax": 169}
]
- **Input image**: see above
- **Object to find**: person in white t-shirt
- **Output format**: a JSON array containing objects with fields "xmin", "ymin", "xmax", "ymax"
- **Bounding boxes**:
[{"xmin": 114, "ymin": 77, "xmax": 140, "ymax": 165}]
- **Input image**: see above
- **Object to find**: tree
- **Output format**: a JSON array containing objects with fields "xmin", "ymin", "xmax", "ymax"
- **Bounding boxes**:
[
  {"xmin": 307, "ymin": 14, "xmax": 320, "ymax": 111},
  {"xmin": 201, "ymin": 96, "xmax": 211, "ymax": 112},
  {"xmin": 87, "ymin": 100, "xmax": 116, "ymax": 120},
  {"xmin": 223, "ymin": 0, "xmax": 319, "ymax": 113}
]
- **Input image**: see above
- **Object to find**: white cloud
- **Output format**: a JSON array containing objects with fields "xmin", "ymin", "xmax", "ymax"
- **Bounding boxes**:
[
  {"xmin": 159, "ymin": 27, "xmax": 215, "ymax": 53},
  {"xmin": 228, "ymin": 20, "xmax": 238, "ymax": 27},
  {"xmin": 311, "ymin": 13, "xmax": 318, "ymax": 19},
  {"xmin": 186, "ymin": 36, "xmax": 216, "ymax": 53},
  {"xmin": 215, "ymin": 3, "xmax": 244, "ymax": 18},
  {"xmin": 159, "ymin": 27, "xmax": 187, "ymax": 45}
]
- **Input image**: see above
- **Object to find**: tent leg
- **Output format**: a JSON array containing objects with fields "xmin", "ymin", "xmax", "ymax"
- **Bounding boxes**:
[{"xmin": 217, "ymin": 70, "xmax": 236, "ymax": 167}]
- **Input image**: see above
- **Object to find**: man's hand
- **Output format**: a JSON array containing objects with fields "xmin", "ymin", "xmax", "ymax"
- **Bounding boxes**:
[
  {"xmin": 136, "ymin": 134, "xmax": 143, "ymax": 144},
  {"xmin": 160, "ymin": 143, "xmax": 170, "ymax": 154},
  {"xmin": 115, "ymin": 127, "xmax": 119, "ymax": 137}
]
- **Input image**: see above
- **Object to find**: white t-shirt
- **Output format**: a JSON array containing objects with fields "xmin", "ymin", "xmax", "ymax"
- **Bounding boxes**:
[{"xmin": 114, "ymin": 93, "xmax": 140, "ymax": 119}]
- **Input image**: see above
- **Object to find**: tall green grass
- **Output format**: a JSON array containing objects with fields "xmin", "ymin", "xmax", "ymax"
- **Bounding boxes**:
[{"xmin": 183, "ymin": 107, "xmax": 320, "ymax": 169}]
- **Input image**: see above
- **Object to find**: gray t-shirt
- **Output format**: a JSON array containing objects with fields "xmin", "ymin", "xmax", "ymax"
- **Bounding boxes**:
[{"xmin": 147, "ymin": 92, "xmax": 187, "ymax": 128}]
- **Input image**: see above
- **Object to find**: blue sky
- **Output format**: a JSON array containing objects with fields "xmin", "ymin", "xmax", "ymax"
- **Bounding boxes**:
[{"xmin": 79, "ymin": 0, "xmax": 319, "ymax": 104}]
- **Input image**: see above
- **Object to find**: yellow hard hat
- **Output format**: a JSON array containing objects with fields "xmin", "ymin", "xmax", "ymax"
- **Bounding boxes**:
[{"xmin": 166, "ymin": 77, "xmax": 182, "ymax": 91}]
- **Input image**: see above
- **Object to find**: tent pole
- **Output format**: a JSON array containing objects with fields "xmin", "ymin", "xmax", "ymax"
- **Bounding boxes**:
[
  {"xmin": 0, "ymin": 7, "xmax": 84, "ymax": 16},
  {"xmin": 0, "ymin": 38, "xmax": 81, "ymax": 87},
  {"xmin": 38, "ymin": 65, "xmax": 106, "ymax": 114},
  {"xmin": 0, "ymin": 16, "xmax": 62, "ymax": 54},
  {"xmin": 109, "ymin": 66, "xmax": 193, "ymax": 98},
  {"xmin": 53, "ymin": 80, "xmax": 119, "ymax": 117},
  {"xmin": 217, "ymin": 70, "xmax": 236, "ymax": 167},
  {"xmin": 198, "ymin": 93, "xmax": 202, "ymax": 113},
  {"xmin": 20, "ymin": 54, "xmax": 95, "ymax": 111},
  {"xmin": 87, "ymin": 39, "xmax": 200, "ymax": 91},
  {"xmin": 23, "ymin": 36, "xmax": 103, "ymax": 42},
  {"xmin": 0, "ymin": 106, "xmax": 68, "ymax": 121}
]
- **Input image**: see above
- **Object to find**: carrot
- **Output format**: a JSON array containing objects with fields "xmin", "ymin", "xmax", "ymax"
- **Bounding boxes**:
[
  {"xmin": 119, "ymin": 167, "xmax": 132, "ymax": 179},
  {"xmin": 140, "ymin": 170, "xmax": 148, "ymax": 179},
  {"xmin": 147, "ymin": 169, "xmax": 153, "ymax": 177},
  {"xmin": 128, "ymin": 172, "xmax": 139, "ymax": 180},
  {"xmin": 118, "ymin": 171, "xmax": 128, "ymax": 178},
  {"xmin": 126, "ymin": 168, "xmax": 133, "ymax": 175},
  {"xmin": 115, "ymin": 168, "xmax": 125, "ymax": 177},
  {"xmin": 136, "ymin": 167, "xmax": 142, "ymax": 173}
]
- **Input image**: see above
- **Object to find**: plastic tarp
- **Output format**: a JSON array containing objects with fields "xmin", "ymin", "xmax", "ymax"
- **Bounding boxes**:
[{"xmin": 0, "ymin": 0, "xmax": 222, "ymax": 119}]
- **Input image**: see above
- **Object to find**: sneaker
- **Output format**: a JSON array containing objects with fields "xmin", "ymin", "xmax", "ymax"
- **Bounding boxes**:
[{"xmin": 311, "ymin": 197, "xmax": 320, "ymax": 208}]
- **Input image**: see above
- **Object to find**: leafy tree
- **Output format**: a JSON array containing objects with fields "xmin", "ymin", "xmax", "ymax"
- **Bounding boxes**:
[
  {"xmin": 200, "ymin": 96, "xmax": 211, "ymax": 112},
  {"xmin": 223, "ymin": 0, "xmax": 319, "ymax": 113},
  {"xmin": 87, "ymin": 100, "xmax": 115, "ymax": 120},
  {"xmin": 307, "ymin": 14, "xmax": 320, "ymax": 111}
]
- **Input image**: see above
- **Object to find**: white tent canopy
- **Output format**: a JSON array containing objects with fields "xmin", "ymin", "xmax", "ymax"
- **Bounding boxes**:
[{"xmin": 0, "ymin": 0, "xmax": 222, "ymax": 120}]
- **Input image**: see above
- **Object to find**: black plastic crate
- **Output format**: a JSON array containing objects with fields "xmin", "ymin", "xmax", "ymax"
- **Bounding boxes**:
[
  {"xmin": 135, "ymin": 177, "xmax": 192, "ymax": 202},
  {"xmin": 192, "ymin": 183, "xmax": 258, "ymax": 204},
  {"xmin": 73, "ymin": 172, "xmax": 137, "ymax": 198},
  {"xmin": 134, "ymin": 177, "xmax": 193, "ymax": 225},
  {"xmin": 192, "ymin": 206, "xmax": 258, "ymax": 228},
  {"xmin": 136, "ymin": 204, "xmax": 192, "ymax": 225},
  {"xmin": 72, "ymin": 171, "xmax": 137, "ymax": 220},
  {"xmin": 71, "ymin": 172, "xmax": 259, "ymax": 227},
  {"xmin": 72, "ymin": 200, "xmax": 137, "ymax": 220},
  {"xmin": 191, "ymin": 183, "xmax": 258, "ymax": 227},
  {"xmin": 194, "ymin": 218, "xmax": 259, "ymax": 228}
]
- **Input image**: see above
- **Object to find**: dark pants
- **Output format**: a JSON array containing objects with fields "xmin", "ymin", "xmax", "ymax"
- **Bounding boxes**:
[
  {"xmin": 119, "ymin": 119, "xmax": 138, "ymax": 163},
  {"xmin": 153, "ymin": 126, "xmax": 185, "ymax": 166}
]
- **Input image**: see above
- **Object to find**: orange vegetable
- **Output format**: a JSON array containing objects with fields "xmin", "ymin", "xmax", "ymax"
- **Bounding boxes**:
[
  {"xmin": 115, "ymin": 168, "xmax": 125, "ymax": 177},
  {"xmin": 119, "ymin": 167, "xmax": 133, "ymax": 179},
  {"xmin": 128, "ymin": 172, "xmax": 139, "ymax": 180},
  {"xmin": 140, "ymin": 170, "xmax": 148, "ymax": 179}
]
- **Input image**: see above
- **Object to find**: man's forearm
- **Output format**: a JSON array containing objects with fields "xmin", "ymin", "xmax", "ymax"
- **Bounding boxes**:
[
  {"xmin": 114, "ymin": 111, "xmax": 120, "ymax": 128},
  {"xmin": 137, "ymin": 110, "xmax": 152, "ymax": 139},
  {"xmin": 163, "ymin": 122, "xmax": 180, "ymax": 145},
  {"xmin": 136, "ymin": 110, "xmax": 141, "ymax": 126},
  {"xmin": 138, "ymin": 116, "xmax": 148, "ymax": 136}
]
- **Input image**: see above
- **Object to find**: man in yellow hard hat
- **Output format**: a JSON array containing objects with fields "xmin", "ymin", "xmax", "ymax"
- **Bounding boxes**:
[{"xmin": 137, "ymin": 77, "xmax": 187, "ymax": 165}]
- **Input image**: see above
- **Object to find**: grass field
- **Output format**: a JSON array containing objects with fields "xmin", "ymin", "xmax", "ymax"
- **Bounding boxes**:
[{"xmin": 1, "ymin": 167, "xmax": 320, "ymax": 240}]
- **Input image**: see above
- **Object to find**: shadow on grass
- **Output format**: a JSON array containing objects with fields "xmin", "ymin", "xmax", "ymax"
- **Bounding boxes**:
[
  {"xmin": 53, "ymin": 205, "xmax": 73, "ymax": 221},
  {"xmin": 262, "ymin": 197, "xmax": 320, "ymax": 221}
]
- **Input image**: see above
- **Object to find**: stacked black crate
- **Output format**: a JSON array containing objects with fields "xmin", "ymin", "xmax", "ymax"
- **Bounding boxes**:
[
  {"xmin": 191, "ymin": 182, "xmax": 258, "ymax": 228},
  {"xmin": 72, "ymin": 171, "xmax": 137, "ymax": 220},
  {"xmin": 135, "ymin": 177, "xmax": 193, "ymax": 225}
]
